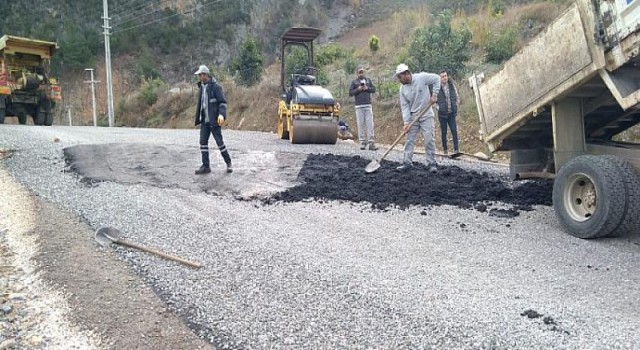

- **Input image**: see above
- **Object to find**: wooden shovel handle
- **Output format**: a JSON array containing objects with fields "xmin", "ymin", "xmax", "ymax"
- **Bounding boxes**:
[{"xmin": 115, "ymin": 239, "xmax": 203, "ymax": 269}]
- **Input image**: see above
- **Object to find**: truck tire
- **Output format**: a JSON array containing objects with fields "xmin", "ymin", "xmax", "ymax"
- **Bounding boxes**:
[
  {"xmin": 0, "ymin": 108, "xmax": 5, "ymax": 124},
  {"xmin": 600, "ymin": 156, "xmax": 640, "ymax": 237},
  {"xmin": 35, "ymin": 112, "xmax": 45, "ymax": 125},
  {"xmin": 44, "ymin": 112, "xmax": 53, "ymax": 126},
  {"xmin": 552, "ymin": 155, "xmax": 627, "ymax": 238},
  {"xmin": 18, "ymin": 113, "xmax": 27, "ymax": 125}
]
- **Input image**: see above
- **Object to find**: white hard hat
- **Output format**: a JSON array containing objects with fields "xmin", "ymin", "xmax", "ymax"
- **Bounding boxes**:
[
  {"xmin": 194, "ymin": 65, "xmax": 210, "ymax": 75},
  {"xmin": 395, "ymin": 63, "xmax": 410, "ymax": 76}
]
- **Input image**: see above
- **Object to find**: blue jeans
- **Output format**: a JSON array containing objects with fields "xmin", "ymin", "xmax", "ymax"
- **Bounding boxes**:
[{"xmin": 438, "ymin": 112, "xmax": 459, "ymax": 152}]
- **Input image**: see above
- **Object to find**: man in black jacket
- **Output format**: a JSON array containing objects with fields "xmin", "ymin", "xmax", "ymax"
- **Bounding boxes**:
[
  {"xmin": 194, "ymin": 65, "xmax": 232, "ymax": 174},
  {"xmin": 436, "ymin": 70, "xmax": 460, "ymax": 156},
  {"xmin": 349, "ymin": 67, "xmax": 378, "ymax": 150}
]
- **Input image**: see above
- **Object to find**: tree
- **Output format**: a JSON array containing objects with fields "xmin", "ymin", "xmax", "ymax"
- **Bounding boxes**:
[
  {"xmin": 57, "ymin": 26, "xmax": 95, "ymax": 70},
  {"xmin": 408, "ymin": 13, "xmax": 472, "ymax": 77},
  {"xmin": 233, "ymin": 37, "xmax": 264, "ymax": 86},
  {"xmin": 484, "ymin": 25, "xmax": 518, "ymax": 63},
  {"xmin": 368, "ymin": 35, "xmax": 380, "ymax": 55}
]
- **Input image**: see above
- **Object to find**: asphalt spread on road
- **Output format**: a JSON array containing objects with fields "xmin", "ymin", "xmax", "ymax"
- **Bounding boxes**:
[{"xmin": 266, "ymin": 154, "xmax": 553, "ymax": 216}]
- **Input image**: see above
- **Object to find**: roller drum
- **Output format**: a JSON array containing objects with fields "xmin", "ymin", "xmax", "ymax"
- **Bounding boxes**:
[{"xmin": 290, "ymin": 118, "xmax": 338, "ymax": 144}]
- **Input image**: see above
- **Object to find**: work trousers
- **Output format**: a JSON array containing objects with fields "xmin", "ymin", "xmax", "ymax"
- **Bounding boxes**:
[
  {"xmin": 438, "ymin": 112, "xmax": 459, "ymax": 152},
  {"xmin": 403, "ymin": 115, "xmax": 436, "ymax": 166},
  {"xmin": 199, "ymin": 122, "xmax": 231, "ymax": 167},
  {"xmin": 355, "ymin": 105, "xmax": 375, "ymax": 144}
]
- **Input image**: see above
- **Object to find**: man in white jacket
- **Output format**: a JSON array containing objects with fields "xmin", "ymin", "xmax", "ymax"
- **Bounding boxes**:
[{"xmin": 395, "ymin": 63, "xmax": 441, "ymax": 173}]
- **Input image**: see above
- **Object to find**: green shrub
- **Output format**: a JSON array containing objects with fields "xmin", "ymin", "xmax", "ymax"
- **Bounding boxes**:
[
  {"xmin": 136, "ymin": 47, "xmax": 161, "ymax": 81},
  {"xmin": 408, "ymin": 13, "xmax": 472, "ymax": 77},
  {"xmin": 316, "ymin": 44, "xmax": 345, "ymax": 66},
  {"xmin": 368, "ymin": 35, "xmax": 380, "ymax": 54},
  {"xmin": 378, "ymin": 80, "xmax": 400, "ymax": 99},
  {"xmin": 490, "ymin": 0, "xmax": 507, "ymax": 16},
  {"xmin": 343, "ymin": 53, "xmax": 358, "ymax": 76},
  {"xmin": 232, "ymin": 37, "xmax": 264, "ymax": 86},
  {"xmin": 138, "ymin": 77, "xmax": 167, "ymax": 106},
  {"xmin": 484, "ymin": 26, "xmax": 518, "ymax": 64}
]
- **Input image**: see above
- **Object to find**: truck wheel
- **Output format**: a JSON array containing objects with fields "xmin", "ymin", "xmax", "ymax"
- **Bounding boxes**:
[
  {"xmin": 44, "ymin": 112, "xmax": 53, "ymax": 126},
  {"xmin": 35, "ymin": 112, "xmax": 45, "ymax": 125},
  {"xmin": 0, "ymin": 108, "xmax": 5, "ymax": 124},
  {"xmin": 552, "ymin": 155, "xmax": 627, "ymax": 238},
  {"xmin": 600, "ymin": 156, "xmax": 640, "ymax": 237},
  {"xmin": 18, "ymin": 113, "xmax": 27, "ymax": 125}
]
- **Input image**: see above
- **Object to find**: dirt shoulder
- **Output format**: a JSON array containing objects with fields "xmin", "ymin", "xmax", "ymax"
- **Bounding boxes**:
[{"xmin": 0, "ymin": 164, "xmax": 213, "ymax": 350}]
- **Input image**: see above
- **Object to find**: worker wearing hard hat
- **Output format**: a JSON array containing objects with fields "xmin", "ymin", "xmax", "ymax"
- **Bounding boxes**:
[
  {"xmin": 194, "ymin": 64, "xmax": 232, "ymax": 174},
  {"xmin": 395, "ymin": 63, "xmax": 440, "ymax": 173}
]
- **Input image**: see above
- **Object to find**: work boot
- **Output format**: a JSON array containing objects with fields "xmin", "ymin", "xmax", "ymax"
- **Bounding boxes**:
[
  {"xmin": 359, "ymin": 142, "xmax": 367, "ymax": 150},
  {"xmin": 396, "ymin": 163, "xmax": 412, "ymax": 172},
  {"xmin": 428, "ymin": 164, "xmax": 438, "ymax": 174},
  {"xmin": 226, "ymin": 162, "xmax": 233, "ymax": 173},
  {"xmin": 368, "ymin": 141, "xmax": 378, "ymax": 151},
  {"xmin": 195, "ymin": 165, "xmax": 211, "ymax": 174}
]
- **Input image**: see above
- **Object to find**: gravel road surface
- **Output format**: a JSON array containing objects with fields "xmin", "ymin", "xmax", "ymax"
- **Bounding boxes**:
[{"xmin": 1, "ymin": 125, "xmax": 639, "ymax": 350}]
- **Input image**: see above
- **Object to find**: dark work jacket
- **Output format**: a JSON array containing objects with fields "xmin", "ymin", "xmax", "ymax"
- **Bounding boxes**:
[
  {"xmin": 348, "ymin": 77, "xmax": 376, "ymax": 106},
  {"xmin": 436, "ymin": 81, "xmax": 458, "ymax": 116},
  {"xmin": 194, "ymin": 77, "xmax": 227, "ymax": 126}
]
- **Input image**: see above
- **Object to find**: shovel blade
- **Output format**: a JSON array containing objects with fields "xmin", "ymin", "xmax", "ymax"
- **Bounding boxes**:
[
  {"xmin": 94, "ymin": 226, "xmax": 122, "ymax": 247},
  {"xmin": 365, "ymin": 160, "xmax": 381, "ymax": 173}
]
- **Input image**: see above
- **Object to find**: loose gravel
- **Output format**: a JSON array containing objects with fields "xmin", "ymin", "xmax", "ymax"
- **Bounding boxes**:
[{"xmin": 1, "ymin": 125, "xmax": 640, "ymax": 350}]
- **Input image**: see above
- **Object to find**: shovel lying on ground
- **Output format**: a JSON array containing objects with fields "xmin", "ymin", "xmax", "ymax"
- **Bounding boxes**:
[
  {"xmin": 365, "ymin": 102, "xmax": 435, "ymax": 174},
  {"xmin": 95, "ymin": 226, "xmax": 203, "ymax": 269}
]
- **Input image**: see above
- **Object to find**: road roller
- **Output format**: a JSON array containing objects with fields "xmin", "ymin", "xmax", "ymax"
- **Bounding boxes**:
[{"xmin": 277, "ymin": 27, "xmax": 340, "ymax": 144}]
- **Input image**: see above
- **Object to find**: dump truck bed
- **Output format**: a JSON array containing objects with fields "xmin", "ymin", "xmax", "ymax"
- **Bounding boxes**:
[
  {"xmin": 0, "ymin": 35, "xmax": 57, "ymax": 59},
  {"xmin": 472, "ymin": 0, "xmax": 640, "ymax": 153}
]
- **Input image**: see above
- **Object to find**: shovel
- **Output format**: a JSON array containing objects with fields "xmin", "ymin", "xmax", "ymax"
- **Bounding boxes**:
[
  {"xmin": 365, "ymin": 102, "xmax": 435, "ymax": 174},
  {"xmin": 95, "ymin": 226, "xmax": 203, "ymax": 269}
]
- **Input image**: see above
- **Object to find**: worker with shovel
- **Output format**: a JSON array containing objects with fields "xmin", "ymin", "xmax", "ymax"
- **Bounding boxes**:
[{"xmin": 395, "ymin": 64, "xmax": 441, "ymax": 173}]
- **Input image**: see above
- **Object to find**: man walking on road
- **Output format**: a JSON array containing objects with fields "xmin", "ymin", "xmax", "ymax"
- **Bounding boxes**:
[
  {"xmin": 436, "ymin": 70, "xmax": 460, "ymax": 156},
  {"xmin": 349, "ymin": 67, "xmax": 378, "ymax": 150},
  {"xmin": 194, "ymin": 65, "xmax": 232, "ymax": 175},
  {"xmin": 395, "ymin": 63, "xmax": 441, "ymax": 173}
]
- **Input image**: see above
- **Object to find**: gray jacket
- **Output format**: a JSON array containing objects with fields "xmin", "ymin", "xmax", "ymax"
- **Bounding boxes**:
[{"xmin": 399, "ymin": 72, "xmax": 440, "ymax": 124}]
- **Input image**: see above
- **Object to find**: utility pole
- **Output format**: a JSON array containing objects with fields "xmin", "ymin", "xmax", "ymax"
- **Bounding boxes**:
[
  {"xmin": 84, "ymin": 68, "xmax": 100, "ymax": 127},
  {"xmin": 66, "ymin": 104, "xmax": 73, "ymax": 126},
  {"xmin": 103, "ymin": 0, "xmax": 115, "ymax": 127}
]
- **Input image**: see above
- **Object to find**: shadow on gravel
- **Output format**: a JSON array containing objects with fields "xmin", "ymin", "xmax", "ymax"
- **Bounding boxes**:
[{"xmin": 266, "ymin": 154, "xmax": 553, "ymax": 216}]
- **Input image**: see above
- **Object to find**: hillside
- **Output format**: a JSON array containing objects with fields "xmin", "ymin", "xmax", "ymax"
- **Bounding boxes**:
[{"xmin": 2, "ymin": 0, "xmax": 575, "ymax": 156}]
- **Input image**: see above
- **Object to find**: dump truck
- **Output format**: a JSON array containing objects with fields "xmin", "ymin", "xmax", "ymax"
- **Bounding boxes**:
[
  {"xmin": 277, "ymin": 27, "xmax": 340, "ymax": 144},
  {"xmin": 0, "ymin": 35, "xmax": 62, "ymax": 125},
  {"xmin": 470, "ymin": 0, "xmax": 640, "ymax": 239}
]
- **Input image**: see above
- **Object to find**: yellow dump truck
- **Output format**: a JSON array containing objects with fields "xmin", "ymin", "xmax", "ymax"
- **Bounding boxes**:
[
  {"xmin": 0, "ymin": 35, "xmax": 62, "ymax": 125},
  {"xmin": 471, "ymin": 0, "xmax": 640, "ymax": 239}
]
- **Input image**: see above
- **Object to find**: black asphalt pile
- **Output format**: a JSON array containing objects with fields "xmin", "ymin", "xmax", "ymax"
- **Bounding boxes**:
[{"xmin": 267, "ymin": 154, "xmax": 553, "ymax": 214}]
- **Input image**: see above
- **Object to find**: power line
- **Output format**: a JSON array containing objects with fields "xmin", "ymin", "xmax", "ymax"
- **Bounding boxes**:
[
  {"xmin": 112, "ymin": 0, "xmax": 177, "ymax": 27},
  {"xmin": 111, "ymin": 0, "xmax": 160, "ymax": 19},
  {"xmin": 111, "ymin": 0, "xmax": 226, "ymax": 35}
]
